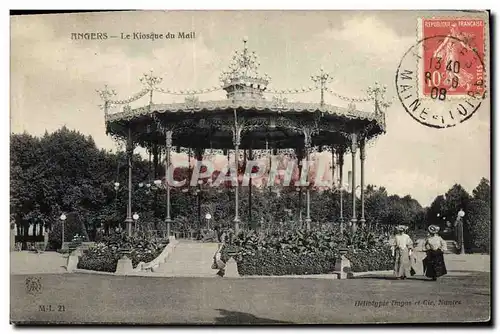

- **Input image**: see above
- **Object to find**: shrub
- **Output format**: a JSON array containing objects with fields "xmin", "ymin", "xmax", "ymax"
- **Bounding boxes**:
[
  {"xmin": 221, "ymin": 226, "xmax": 394, "ymax": 275},
  {"xmin": 236, "ymin": 249, "xmax": 336, "ymax": 276},
  {"xmin": 231, "ymin": 228, "xmax": 345, "ymax": 258},
  {"xmin": 77, "ymin": 244, "xmax": 122, "ymax": 272},
  {"xmin": 346, "ymin": 245, "xmax": 394, "ymax": 272},
  {"xmin": 77, "ymin": 233, "xmax": 167, "ymax": 272}
]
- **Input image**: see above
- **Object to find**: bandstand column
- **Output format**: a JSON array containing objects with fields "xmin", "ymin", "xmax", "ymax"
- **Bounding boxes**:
[
  {"xmin": 125, "ymin": 127, "xmax": 134, "ymax": 237},
  {"xmin": 350, "ymin": 133, "xmax": 358, "ymax": 233},
  {"xmin": 152, "ymin": 143, "xmax": 159, "ymax": 227},
  {"xmin": 232, "ymin": 126, "xmax": 241, "ymax": 232},
  {"xmin": 165, "ymin": 130, "xmax": 173, "ymax": 237},
  {"xmin": 248, "ymin": 147, "xmax": 254, "ymax": 229},
  {"xmin": 152, "ymin": 144, "xmax": 159, "ymax": 179},
  {"xmin": 330, "ymin": 145, "xmax": 336, "ymax": 190},
  {"xmin": 296, "ymin": 147, "xmax": 304, "ymax": 226},
  {"xmin": 330, "ymin": 145, "xmax": 336, "ymax": 223},
  {"xmin": 195, "ymin": 148, "xmax": 204, "ymax": 229},
  {"xmin": 148, "ymin": 148, "xmax": 153, "ymax": 181},
  {"xmin": 359, "ymin": 137, "xmax": 366, "ymax": 226},
  {"xmin": 304, "ymin": 129, "xmax": 312, "ymax": 230},
  {"xmin": 337, "ymin": 148, "xmax": 345, "ymax": 232}
]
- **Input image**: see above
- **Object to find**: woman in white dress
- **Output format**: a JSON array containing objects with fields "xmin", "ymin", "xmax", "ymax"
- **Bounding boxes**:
[{"xmin": 391, "ymin": 225, "xmax": 413, "ymax": 280}]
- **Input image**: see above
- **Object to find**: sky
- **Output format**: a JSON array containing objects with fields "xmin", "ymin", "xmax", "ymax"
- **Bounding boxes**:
[{"xmin": 10, "ymin": 10, "xmax": 490, "ymax": 207}]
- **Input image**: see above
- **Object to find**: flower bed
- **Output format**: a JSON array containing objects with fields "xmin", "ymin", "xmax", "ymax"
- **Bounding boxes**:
[
  {"xmin": 236, "ymin": 249, "xmax": 336, "ymax": 276},
  {"xmin": 346, "ymin": 245, "xmax": 394, "ymax": 272},
  {"xmin": 77, "ymin": 234, "xmax": 167, "ymax": 273},
  {"xmin": 220, "ymin": 227, "xmax": 394, "ymax": 275}
]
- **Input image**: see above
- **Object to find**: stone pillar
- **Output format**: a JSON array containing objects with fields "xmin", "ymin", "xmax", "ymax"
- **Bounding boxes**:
[
  {"xmin": 359, "ymin": 137, "xmax": 366, "ymax": 226},
  {"xmin": 165, "ymin": 129, "xmax": 173, "ymax": 237},
  {"xmin": 125, "ymin": 127, "xmax": 134, "ymax": 237},
  {"xmin": 232, "ymin": 122, "xmax": 241, "ymax": 232},
  {"xmin": 224, "ymin": 257, "xmax": 240, "ymax": 278},
  {"xmin": 43, "ymin": 227, "xmax": 49, "ymax": 250},
  {"xmin": 350, "ymin": 133, "xmax": 358, "ymax": 233},
  {"xmin": 66, "ymin": 251, "xmax": 80, "ymax": 273},
  {"xmin": 115, "ymin": 254, "xmax": 133, "ymax": 274},
  {"xmin": 334, "ymin": 249, "xmax": 352, "ymax": 279}
]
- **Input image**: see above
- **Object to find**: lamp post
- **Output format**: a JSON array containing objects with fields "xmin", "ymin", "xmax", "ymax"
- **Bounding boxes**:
[
  {"xmin": 205, "ymin": 213, "xmax": 212, "ymax": 230},
  {"xmin": 113, "ymin": 182, "xmax": 120, "ymax": 235},
  {"xmin": 295, "ymin": 187, "xmax": 304, "ymax": 227},
  {"xmin": 153, "ymin": 179, "xmax": 162, "ymax": 233},
  {"xmin": 132, "ymin": 213, "xmax": 139, "ymax": 235},
  {"xmin": 458, "ymin": 209, "xmax": 465, "ymax": 255},
  {"xmin": 339, "ymin": 182, "xmax": 351, "ymax": 233},
  {"xmin": 60, "ymin": 213, "xmax": 67, "ymax": 249}
]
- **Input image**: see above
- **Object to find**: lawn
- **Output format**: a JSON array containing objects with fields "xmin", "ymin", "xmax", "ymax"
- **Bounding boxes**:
[{"xmin": 10, "ymin": 272, "xmax": 490, "ymax": 324}]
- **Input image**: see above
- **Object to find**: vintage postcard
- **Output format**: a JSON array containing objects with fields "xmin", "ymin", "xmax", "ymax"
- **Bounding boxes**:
[{"xmin": 10, "ymin": 10, "xmax": 491, "ymax": 325}]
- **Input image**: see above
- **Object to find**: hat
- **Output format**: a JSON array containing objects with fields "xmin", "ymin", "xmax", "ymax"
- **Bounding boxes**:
[
  {"xmin": 428, "ymin": 225, "xmax": 440, "ymax": 234},
  {"xmin": 396, "ymin": 225, "xmax": 407, "ymax": 232}
]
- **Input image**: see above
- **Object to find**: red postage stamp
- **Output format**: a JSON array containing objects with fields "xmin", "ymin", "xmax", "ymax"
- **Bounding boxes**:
[{"xmin": 418, "ymin": 18, "xmax": 485, "ymax": 99}]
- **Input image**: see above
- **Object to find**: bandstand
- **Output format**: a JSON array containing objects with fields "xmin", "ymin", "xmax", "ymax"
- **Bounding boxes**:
[{"xmin": 99, "ymin": 38, "xmax": 389, "ymax": 237}]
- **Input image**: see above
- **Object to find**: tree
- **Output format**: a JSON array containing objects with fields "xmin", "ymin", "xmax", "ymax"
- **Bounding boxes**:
[
  {"xmin": 427, "ymin": 194, "xmax": 446, "ymax": 227},
  {"xmin": 364, "ymin": 186, "xmax": 389, "ymax": 226},
  {"xmin": 443, "ymin": 184, "xmax": 471, "ymax": 222},
  {"xmin": 473, "ymin": 177, "xmax": 490, "ymax": 203},
  {"xmin": 465, "ymin": 198, "xmax": 490, "ymax": 253},
  {"xmin": 11, "ymin": 127, "xmax": 161, "ymax": 240},
  {"xmin": 10, "ymin": 132, "xmax": 44, "ymax": 243}
]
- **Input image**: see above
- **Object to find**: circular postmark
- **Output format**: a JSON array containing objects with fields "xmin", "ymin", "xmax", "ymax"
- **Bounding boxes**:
[{"xmin": 396, "ymin": 35, "xmax": 486, "ymax": 128}]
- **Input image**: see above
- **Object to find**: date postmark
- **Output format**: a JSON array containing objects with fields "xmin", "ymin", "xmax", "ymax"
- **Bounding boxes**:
[{"xmin": 396, "ymin": 18, "xmax": 487, "ymax": 128}]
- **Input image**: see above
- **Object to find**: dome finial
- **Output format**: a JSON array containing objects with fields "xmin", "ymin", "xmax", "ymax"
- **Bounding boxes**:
[{"xmin": 243, "ymin": 36, "xmax": 248, "ymax": 47}]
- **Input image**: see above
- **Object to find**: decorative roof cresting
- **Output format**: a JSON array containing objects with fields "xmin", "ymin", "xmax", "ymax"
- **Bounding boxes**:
[{"xmin": 219, "ymin": 37, "xmax": 271, "ymax": 101}]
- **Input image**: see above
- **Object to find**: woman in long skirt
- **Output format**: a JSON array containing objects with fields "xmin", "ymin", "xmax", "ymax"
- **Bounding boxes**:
[
  {"xmin": 423, "ymin": 225, "xmax": 448, "ymax": 281},
  {"xmin": 391, "ymin": 225, "xmax": 413, "ymax": 279}
]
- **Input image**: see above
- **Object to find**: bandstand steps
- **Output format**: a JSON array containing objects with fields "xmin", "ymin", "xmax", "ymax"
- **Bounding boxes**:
[{"xmin": 155, "ymin": 240, "xmax": 221, "ymax": 277}]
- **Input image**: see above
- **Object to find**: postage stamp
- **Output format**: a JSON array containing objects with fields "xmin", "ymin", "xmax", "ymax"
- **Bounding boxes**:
[
  {"xmin": 396, "ymin": 16, "xmax": 488, "ymax": 128},
  {"xmin": 417, "ymin": 18, "xmax": 486, "ymax": 99}
]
